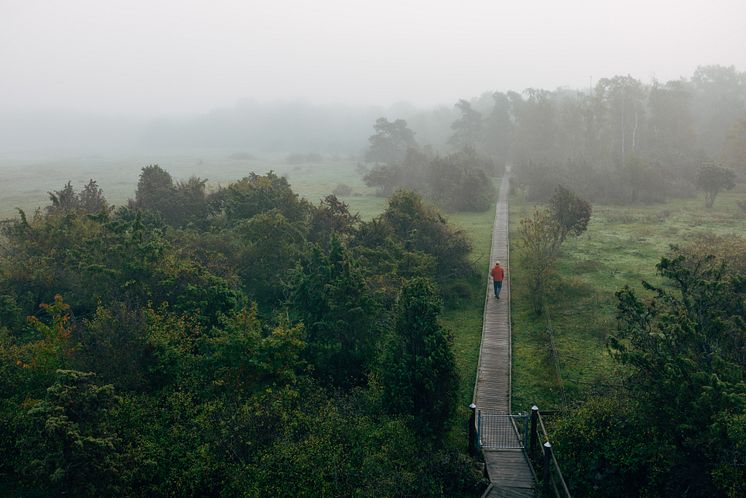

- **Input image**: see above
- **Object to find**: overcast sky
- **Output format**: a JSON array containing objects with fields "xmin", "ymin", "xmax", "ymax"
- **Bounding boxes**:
[{"xmin": 1, "ymin": 0, "xmax": 744, "ymax": 116}]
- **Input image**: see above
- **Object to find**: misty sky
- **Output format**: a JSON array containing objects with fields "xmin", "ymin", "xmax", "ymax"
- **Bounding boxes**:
[{"xmin": 2, "ymin": 0, "xmax": 745, "ymax": 116}]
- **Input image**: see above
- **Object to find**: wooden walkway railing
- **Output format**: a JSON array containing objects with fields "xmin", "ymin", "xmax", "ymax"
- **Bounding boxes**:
[{"xmin": 527, "ymin": 406, "xmax": 572, "ymax": 498}]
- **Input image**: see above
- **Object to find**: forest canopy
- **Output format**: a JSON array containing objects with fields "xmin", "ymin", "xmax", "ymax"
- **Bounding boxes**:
[{"xmin": 0, "ymin": 168, "xmax": 485, "ymax": 497}]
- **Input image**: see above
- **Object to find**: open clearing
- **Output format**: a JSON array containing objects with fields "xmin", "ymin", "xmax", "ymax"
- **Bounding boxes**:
[{"xmin": 509, "ymin": 184, "xmax": 746, "ymax": 412}]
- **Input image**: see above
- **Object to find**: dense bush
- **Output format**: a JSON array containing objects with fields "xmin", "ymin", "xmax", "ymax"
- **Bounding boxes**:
[{"xmin": 0, "ymin": 168, "xmax": 483, "ymax": 497}]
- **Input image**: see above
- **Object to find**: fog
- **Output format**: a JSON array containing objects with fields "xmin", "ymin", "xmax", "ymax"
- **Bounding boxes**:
[
  {"xmin": 3, "ymin": 0, "xmax": 745, "ymax": 116},
  {"xmin": 1, "ymin": 0, "xmax": 745, "ymax": 174}
]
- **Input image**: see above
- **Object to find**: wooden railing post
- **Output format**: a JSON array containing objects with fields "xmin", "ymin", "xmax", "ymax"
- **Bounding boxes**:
[
  {"xmin": 477, "ymin": 409, "xmax": 482, "ymax": 450},
  {"xmin": 468, "ymin": 403, "xmax": 477, "ymax": 456},
  {"xmin": 530, "ymin": 405, "xmax": 539, "ymax": 458},
  {"xmin": 543, "ymin": 441, "xmax": 553, "ymax": 496}
]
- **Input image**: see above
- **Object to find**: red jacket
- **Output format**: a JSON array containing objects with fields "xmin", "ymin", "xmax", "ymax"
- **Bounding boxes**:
[{"xmin": 491, "ymin": 265, "xmax": 505, "ymax": 281}]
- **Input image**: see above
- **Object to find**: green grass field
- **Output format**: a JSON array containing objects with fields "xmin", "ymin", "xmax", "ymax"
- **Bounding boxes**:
[
  {"xmin": 509, "ymin": 184, "xmax": 746, "ymax": 413},
  {"xmin": 440, "ymin": 195, "xmax": 498, "ymax": 444},
  {"xmin": 0, "ymin": 150, "xmax": 382, "ymax": 219}
]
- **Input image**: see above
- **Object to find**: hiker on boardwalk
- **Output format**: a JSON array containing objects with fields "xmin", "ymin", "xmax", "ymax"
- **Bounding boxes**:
[{"xmin": 490, "ymin": 261, "xmax": 505, "ymax": 299}]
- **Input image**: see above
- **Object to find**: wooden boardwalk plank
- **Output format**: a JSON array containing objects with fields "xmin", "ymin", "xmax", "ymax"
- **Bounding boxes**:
[{"xmin": 473, "ymin": 175, "xmax": 535, "ymax": 496}]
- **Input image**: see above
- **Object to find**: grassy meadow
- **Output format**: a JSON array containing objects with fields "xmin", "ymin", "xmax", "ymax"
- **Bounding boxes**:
[
  {"xmin": 509, "ymin": 183, "xmax": 746, "ymax": 413},
  {"xmin": 0, "ymin": 150, "xmax": 382, "ymax": 219}
]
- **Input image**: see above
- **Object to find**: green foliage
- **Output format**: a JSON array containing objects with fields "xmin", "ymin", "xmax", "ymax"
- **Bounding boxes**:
[
  {"xmin": 518, "ymin": 187, "xmax": 591, "ymax": 314},
  {"xmin": 237, "ymin": 210, "xmax": 305, "ymax": 307},
  {"xmin": 696, "ymin": 163, "xmax": 737, "ymax": 207},
  {"xmin": 381, "ymin": 190, "xmax": 473, "ymax": 281},
  {"xmin": 429, "ymin": 148, "xmax": 496, "ymax": 211},
  {"xmin": 365, "ymin": 117, "xmax": 418, "ymax": 164},
  {"xmin": 364, "ymin": 163, "xmax": 399, "ymax": 196},
  {"xmin": 292, "ymin": 237, "xmax": 379, "ymax": 387},
  {"xmin": 212, "ymin": 171, "xmax": 308, "ymax": 225},
  {"xmin": 0, "ymin": 207, "xmax": 239, "ymax": 322},
  {"xmin": 449, "ymin": 99, "xmax": 484, "ymax": 150},
  {"xmin": 363, "ymin": 138, "xmax": 496, "ymax": 213},
  {"xmin": 17, "ymin": 370, "xmax": 123, "ymax": 496},
  {"xmin": 552, "ymin": 397, "xmax": 673, "ymax": 497},
  {"xmin": 518, "ymin": 208, "xmax": 562, "ymax": 315},
  {"xmin": 0, "ymin": 166, "xmax": 484, "ymax": 497},
  {"xmin": 608, "ymin": 252, "xmax": 746, "ymax": 496},
  {"xmin": 380, "ymin": 278, "xmax": 459, "ymax": 440},
  {"xmin": 47, "ymin": 179, "xmax": 108, "ymax": 215},
  {"xmin": 548, "ymin": 185, "xmax": 592, "ymax": 242},
  {"xmin": 307, "ymin": 194, "xmax": 360, "ymax": 249},
  {"xmin": 201, "ymin": 305, "xmax": 305, "ymax": 394},
  {"xmin": 133, "ymin": 165, "xmax": 211, "ymax": 227}
]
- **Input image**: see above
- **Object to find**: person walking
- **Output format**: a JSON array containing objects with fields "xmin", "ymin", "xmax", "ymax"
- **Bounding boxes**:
[{"xmin": 490, "ymin": 261, "xmax": 505, "ymax": 299}]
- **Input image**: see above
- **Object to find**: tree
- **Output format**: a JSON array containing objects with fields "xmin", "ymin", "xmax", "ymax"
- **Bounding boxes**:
[
  {"xmin": 307, "ymin": 194, "xmax": 360, "ymax": 249},
  {"xmin": 365, "ymin": 117, "xmax": 418, "ymax": 164},
  {"xmin": 449, "ymin": 99, "xmax": 483, "ymax": 150},
  {"xmin": 134, "ymin": 164, "xmax": 175, "ymax": 216},
  {"xmin": 78, "ymin": 179, "xmax": 108, "ymax": 213},
  {"xmin": 381, "ymin": 190, "xmax": 472, "ymax": 281},
  {"xmin": 47, "ymin": 181, "xmax": 79, "ymax": 214},
  {"xmin": 484, "ymin": 92, "xmax": 514, "ymax": 169},
  {"xmin": 17, "ymin": 370, "xmax": 123, "ymax": 496},
  {"xmin": 691, "ymin": 65, "xmax": 746, "ymax": 156},
  {"xmin": 292, "ymin": 237, "xmax": 379, "ymax": 387},
  {"xmin": 428, "ymin": 148, "xmax": 495, "ymax": 211},
  {"xmin": 380, "ymin": 278, "xmax": 458, "ymax": 439},
  {"xmin": 646, "ymin": 80, "xmax": 695, "ymax": 162},
  {"xmin": 696, "ymin": 163, "xmax": 736, "ymax": 208},
  {"xmin": 510, "ymin": 89, "xmax": 557, "ymax": 164},
  {"xmin": 46, "ymin": 180, "xmax": 108, "ymax": 215},
  {"xmin": 212, "ymin": 171, "xmax": 307, "ymax": 225},
  {"xmin": 518, "ymin": 208, "xmax": 562, "ymax": 314},
  {"xmin": 608, "ymin": 252, "xmax": 746, "ymax": 496},
  {"xmin": 548, "ymin": 185, "xmax": 592, "ymax": 242},
  {"xmin": 723, "ymin": 117, "xmax": 746, "ymax": 173},
  {"xmin": 237, "ymin": 210, "xmax": 305, "ymax": 307},
  {"xmin": 171, "ymin": 176, "xmax": 209, "ymax": 227},
  {"xmin": 595, "ymin": 75, "xmax": 646, "ymax": 166},
  {"xmin": 201, "ymin": 305, "xmax": 304, "ymax": 394},
  {"xmin": 519, "ymin": 187, "xmax": 590, "ymax": 314}
]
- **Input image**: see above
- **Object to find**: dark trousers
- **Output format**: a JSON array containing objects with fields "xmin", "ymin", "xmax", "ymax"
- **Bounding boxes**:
[{"xmin": 493, "ymin": 280, "xmax": 502, "ymax": 297}]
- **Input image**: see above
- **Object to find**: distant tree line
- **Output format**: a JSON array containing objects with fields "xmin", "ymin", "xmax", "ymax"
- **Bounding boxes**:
[
  {"xmin": 0, "ymin": 168, "xmax": 485, "ymax": 497},
  {"xmin": 396, "ymin": 65, "xmax": 746, "ymax": 206},
  {"xmin": 362, "ymin": 114, "xmax": 500, "ymax": 212}
]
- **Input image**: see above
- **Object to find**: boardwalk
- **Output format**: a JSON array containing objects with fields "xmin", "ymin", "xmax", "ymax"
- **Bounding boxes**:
[{"xmin": 474, "ymin": 175, "xmax": 535, "ymax": 498}]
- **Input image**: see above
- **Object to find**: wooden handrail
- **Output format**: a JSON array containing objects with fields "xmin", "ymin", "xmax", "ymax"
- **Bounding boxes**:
[{"xmin": 530, "ymin": 407, "xmax": 571, "ymax": 498}]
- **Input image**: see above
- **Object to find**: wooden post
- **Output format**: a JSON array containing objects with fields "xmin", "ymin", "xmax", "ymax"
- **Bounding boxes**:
[
  {"xmin": 468, "ymin": 403, "xmax": 477, "ymax": 456},
  {"xmin": 543, "ymin": 442, "xmax": 552, "ymax": 496},
  {"xmin": 477, "ymin": 409, "xmax": 482, "ymax": 450},
  {"xmin": 530, "ymin": 405, "xmax": 539, "ymax": 458}
]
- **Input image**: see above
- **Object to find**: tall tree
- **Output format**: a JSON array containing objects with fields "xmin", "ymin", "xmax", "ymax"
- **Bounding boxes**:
[
  {"xmin": 548, "ymin": 185, "xmax": 592, "ymax": 242},
  {"xmin": 646, "ymin": 80, "xmax": 695, "ymax": 163},
  {"xmin": 18, "ymin": 370, "xmax": 123, "ymax": 496},
  {"xmin": 449, "ymin": 99, "xmax": 483, "ymax": 150},
  {"xmin": 696, "ymin": 163, "xmax": 736, "ymax": 208},
  {"xmin": 292, "ymin": 237, "xmax": 379, "ymax": 387},
  {"xmin": 365, "ymin": 117, "xmax": 418, "ymax": 164},
  {"xmin": 723, "ymin": 117, "xmax": 746, "ymax": 173},
  {"xmin": 380, "ymin": 277, "xmax": 458, "ymax": 439},
  {"xmin": 691, "ymin": 65, "xmax": 746, "ymax": 156},
  {"xmin": 595, "ymin": 76, "xmax": 646, "ymax": 165},
  {"xmin": 609, "ymin": 253, "xmax": 746, "ymax": 496}
]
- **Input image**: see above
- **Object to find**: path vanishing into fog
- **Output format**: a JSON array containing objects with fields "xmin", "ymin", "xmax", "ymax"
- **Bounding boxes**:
[{"xmin": 473, "ymin": 173, "xmax": 535, "ymax": 497}]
